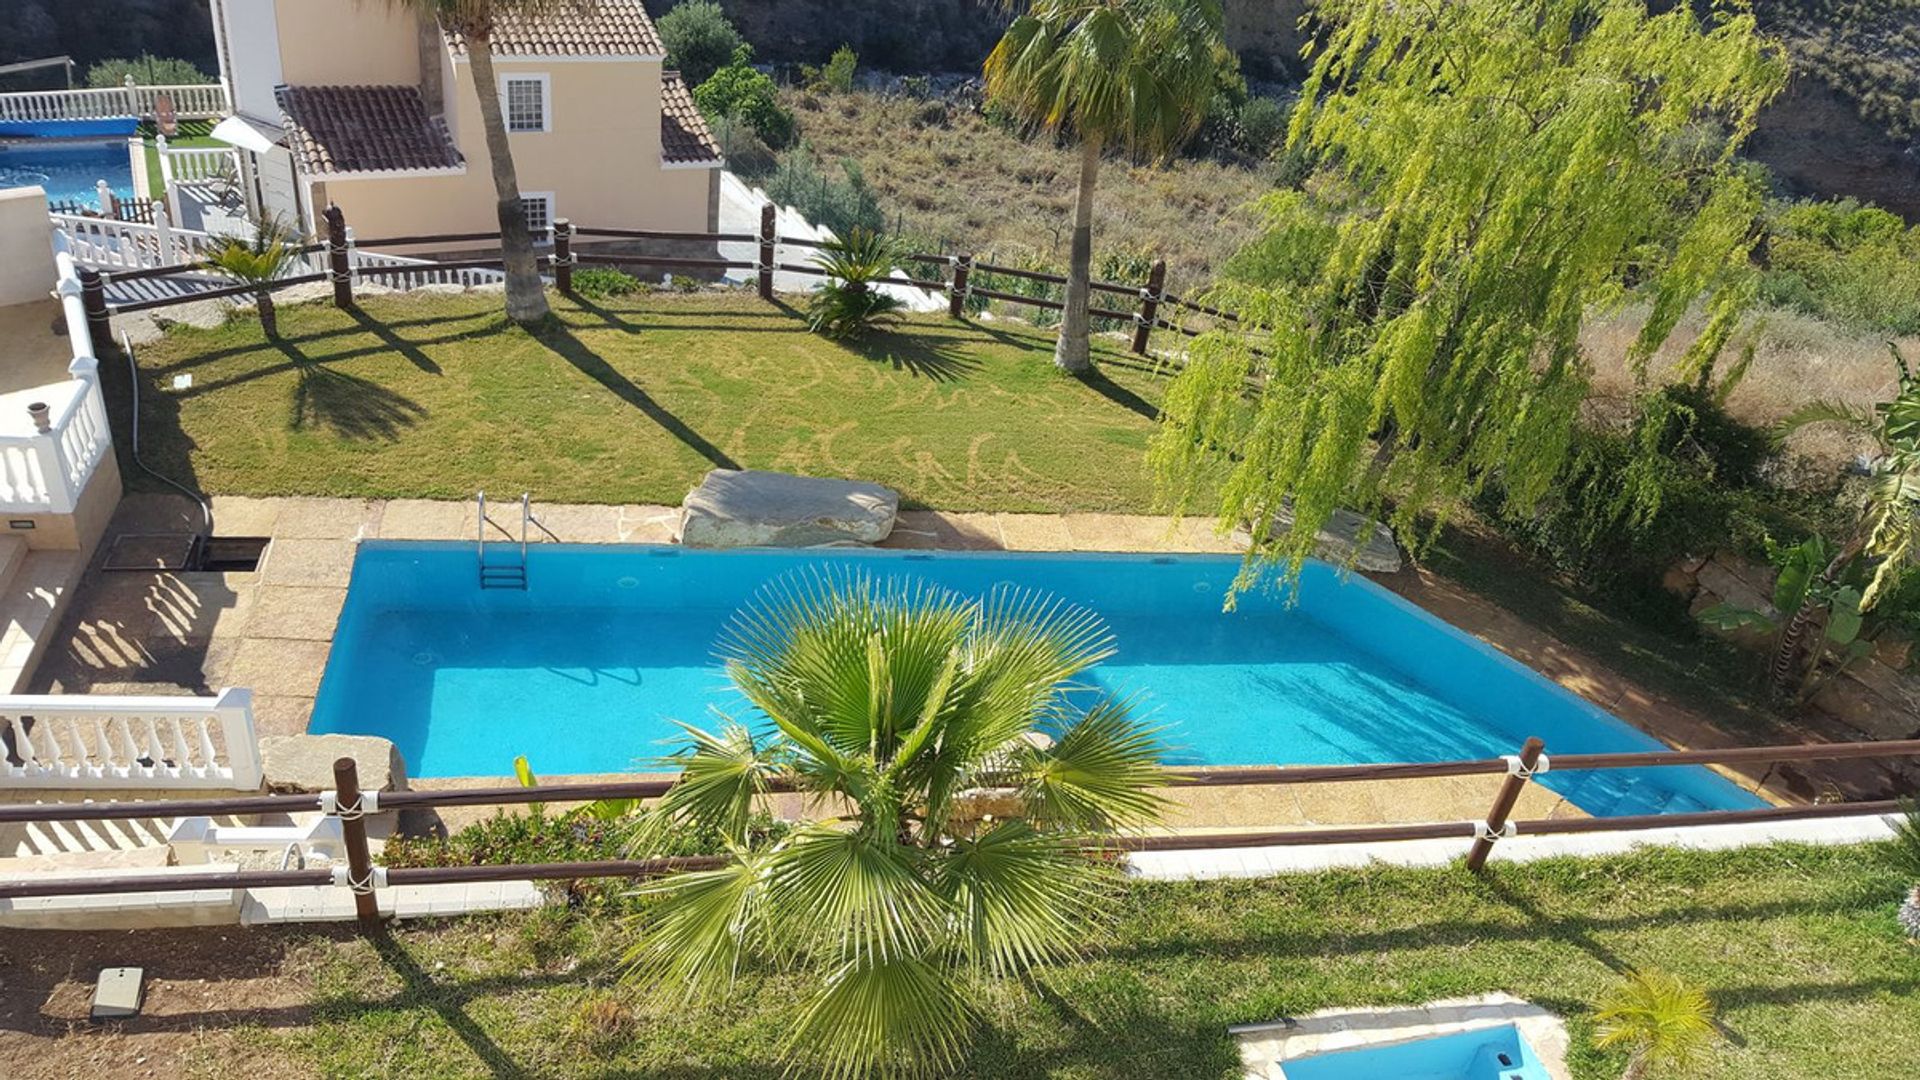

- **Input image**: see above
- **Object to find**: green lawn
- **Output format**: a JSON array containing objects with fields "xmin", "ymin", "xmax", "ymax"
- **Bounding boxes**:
[
  {"xmin": 265, "ymin": 845, "xmax": 1915, "ymax": 1078},
  {"xmin": 118, "ymin": 292, "xmax": 1175, "ymax": 512}
]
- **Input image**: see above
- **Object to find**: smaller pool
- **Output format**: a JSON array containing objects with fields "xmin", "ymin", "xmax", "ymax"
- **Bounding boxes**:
[
  {"xmin": 0, "ymin": 138, "xmax": 137, "ymax": 207},
  {"xmin": 1280, "ymin": 1024, "xmax": 1549, "ymax": 1080}
]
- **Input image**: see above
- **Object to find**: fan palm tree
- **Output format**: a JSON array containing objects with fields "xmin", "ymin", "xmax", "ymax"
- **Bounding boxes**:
[
  {"xmin": 1593, "ymin": 969, "xmax": 1717, "ymax": 1080},
  {"xmin": 201, "ymin": 216, "xmax": 306, "ymax": 337},
  {"xmin": 1771, "ymin": 345, "xmax": 1920, "ymax": 690},
  {"xmin": 382, "ymin": 0, "xmax": 566, "ymax": 325},
  {"xmin": 623, "ymin": 571, "xmax": 1169, "ymax": 1078},
  {"xmin": 984, "ymin": 0, "xmax": 1224, "ymax": 373}
]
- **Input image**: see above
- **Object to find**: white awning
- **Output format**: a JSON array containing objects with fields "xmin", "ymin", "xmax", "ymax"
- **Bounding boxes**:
[{"xmin": 210, "ymin": 115, "xmax": 282, "ymax": 154}]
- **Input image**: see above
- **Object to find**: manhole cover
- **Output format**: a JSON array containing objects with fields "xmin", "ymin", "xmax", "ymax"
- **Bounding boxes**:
[{"xmin": 102, "ymin": 532, "xmax": 198, "ymax": 571}]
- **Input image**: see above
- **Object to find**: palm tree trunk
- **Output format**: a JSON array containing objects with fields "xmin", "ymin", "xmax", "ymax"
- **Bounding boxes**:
[
  {"xmin": 1053, "ymin": 139, "xmax": 1100, "ymax": 374},
  {"xmin": 463, "ymin": 29, "xmax": 550, "ymax": 326},
  {"xmin": 255, "ymin": 291, "xmax": 276, "ymax": 337},
  {"xmin": 1770, "ymin": 537, "xmax": 1866, "ymax": 694}
]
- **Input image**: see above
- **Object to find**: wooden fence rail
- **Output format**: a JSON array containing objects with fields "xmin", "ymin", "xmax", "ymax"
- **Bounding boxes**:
[
  {"xmin": 2, "ymin": 737, "xmax": 1916, "ymax": 915},
  {"xmin": 80, "ymin": 204, "xmax": 1214, "ymax": 356}
]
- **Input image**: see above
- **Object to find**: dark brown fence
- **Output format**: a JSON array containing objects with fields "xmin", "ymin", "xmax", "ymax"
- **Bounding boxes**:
[
  {"xmin": 2, "ymin": 736, "xmax": 1914, "ymax": 915},
  {"xmin": 79, "ymin": 203, "xmax": 1238, "ymax": 360}
]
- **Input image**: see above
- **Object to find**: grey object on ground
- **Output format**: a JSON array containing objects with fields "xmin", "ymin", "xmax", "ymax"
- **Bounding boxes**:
[
  {"xmin": 679, "ymin": 468, "xmax": 899, "ymax": 548},
  {"xmin": 1235, "ymin": 502, "xmax": 1404, "ymax": 573},
  {"xmin": 260, "ymin": 733, "xmax": 409, "ymax": 793}
]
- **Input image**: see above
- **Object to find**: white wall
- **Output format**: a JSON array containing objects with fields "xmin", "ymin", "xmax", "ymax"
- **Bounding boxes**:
[
  {"xmin": 218, "ymin": 0, "xmax": 285, "ymax": 121},
  {"xmin": 0, "ymin": 187, "xmax": 54, "ymax": 307}
]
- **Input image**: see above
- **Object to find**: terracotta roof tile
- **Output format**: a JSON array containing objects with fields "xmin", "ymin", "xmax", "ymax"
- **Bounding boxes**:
[
  {"xmin": 445, "ymin": 0, "xmax": 664, "ymax": 58},
  {"xmin": 660, "ymin": 70, "xmax": 723, "ymax": 166},
  {"xmin": 276, "ymin": 85, "xmax": 465, "ymax": 176}
]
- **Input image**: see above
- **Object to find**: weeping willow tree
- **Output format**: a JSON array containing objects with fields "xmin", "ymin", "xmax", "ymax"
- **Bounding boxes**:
[{"xmin": 1150, "ymin": 0, "xmax": 1790, "ymax": 585}]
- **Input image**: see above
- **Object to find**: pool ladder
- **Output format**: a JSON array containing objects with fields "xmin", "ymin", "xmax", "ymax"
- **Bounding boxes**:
[{"xmin": 477, "ymin": 491, "xmax": 557, "ymax": 590}]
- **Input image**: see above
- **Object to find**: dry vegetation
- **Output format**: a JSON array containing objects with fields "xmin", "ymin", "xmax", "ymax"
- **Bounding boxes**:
[{"xmin": 779, "ymin": 88, "xmax": 1275, "ymax": 290}]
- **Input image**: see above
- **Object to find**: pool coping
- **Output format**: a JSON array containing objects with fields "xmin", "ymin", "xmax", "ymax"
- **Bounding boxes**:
[{"xmin": 1231, "ymin": 993, "xmax": 1573, "ymax": 1080}]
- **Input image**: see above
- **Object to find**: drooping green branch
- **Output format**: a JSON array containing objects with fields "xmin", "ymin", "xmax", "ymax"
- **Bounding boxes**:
[{"xmin": 1152, "ymin": 0, "xmax": 1789, "ymax": 582}]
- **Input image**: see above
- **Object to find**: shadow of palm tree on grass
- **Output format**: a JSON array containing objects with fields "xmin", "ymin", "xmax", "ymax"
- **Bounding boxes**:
[
  {"xmin": 847, "ymin": 326, "xmax": 986, "ymax": 382},
  {"xmin": 276, "ymin": 332, "xmax": 427, "ymax": 441},
  {"xmin": 532, "ymin": 319, "xmax": 741, "ymax": 470}
]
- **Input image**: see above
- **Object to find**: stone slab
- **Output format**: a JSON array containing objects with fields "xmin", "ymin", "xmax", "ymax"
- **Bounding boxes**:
[
  {"xmin": 260, "ymin": 733, "xmax": 409, "ymax": 793},
  {"xmin": 678, "ymin": 469, "xmax": 898, "ymax": 548}
]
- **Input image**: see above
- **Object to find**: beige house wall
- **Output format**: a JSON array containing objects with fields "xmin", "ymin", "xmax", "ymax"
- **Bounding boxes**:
[
  {"xmin": 0, "ymin": 187, "xmax": 54, "ymax": 308},
  {"xmin": 272, "ymin": 0, "xmax": 419, "ymax": 86},
  {"xmin": 318, "ymin": 57, "xmax": 714, "ymax": 240}
]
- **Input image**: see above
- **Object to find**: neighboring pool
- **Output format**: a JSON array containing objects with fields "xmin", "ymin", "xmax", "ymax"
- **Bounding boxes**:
[
  {"xmin": 1278, "ymin": 1024, "xmax": 1550, "ymax": 1080},
  {"xmin": 310, "ymin": 543, "xmax": 1764, "ymax": 816},
  {"xmin": 0, "ymin": 138, "xmax": 136, "ymax": 206}
]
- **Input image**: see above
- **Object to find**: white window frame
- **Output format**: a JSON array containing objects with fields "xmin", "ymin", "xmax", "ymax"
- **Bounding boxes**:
[
  {"xmin": 519, "ymin": 191, "xmax": 555, "ymax": 239},
  {"xmin": 500, "ymin": 73, "xmax": 551, "ymax": 134}
]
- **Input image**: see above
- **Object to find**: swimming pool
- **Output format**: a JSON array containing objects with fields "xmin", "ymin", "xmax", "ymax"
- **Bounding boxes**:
[
  {"xmin": 1278, "ymin": 1024, "xmax": 1550, "ymax": 1080},
  {"xmin": 310, "ymin": 543, "xmax": 1763, "ymax": 816},
  {"xmin": 0, "ymin": 138, "xmax": 137, "ymax": 207}
]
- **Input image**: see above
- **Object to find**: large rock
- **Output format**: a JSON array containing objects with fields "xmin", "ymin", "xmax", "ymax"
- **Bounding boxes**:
[
  {"xmin": 679, "ymin": 469, "xmax": 899, "ymax": 548},
  {"xmin": 260, "ymin": 734, "xmax": 409, "ymax": 794},
  {"xmin": 1235, "ymin": 502, "xmax": 1403, "ymax": 573}
]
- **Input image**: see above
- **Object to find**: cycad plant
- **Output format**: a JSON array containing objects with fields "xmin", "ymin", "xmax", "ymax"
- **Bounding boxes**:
[
  {"xmin": 806, "ymin": 227, "xmax": 907, "ymax": 339},
  {"xmin": 1892, "ymin": 801, "xmax": 1920, "ymax": 941},
  {"xmin": 623, "ymin": 571, "xmax": 1169, "ymax": 1078},
  {"xmin": 201, "ymin": 216, "xmax": 306, "ymax": 337},
  {"xmin": 985, "ymin": 0, "xmax": 1224, "ymax": 372},
  {"xmin": 1593, "ymin": 969, "xmax": 1716, "ymax": 1080}
]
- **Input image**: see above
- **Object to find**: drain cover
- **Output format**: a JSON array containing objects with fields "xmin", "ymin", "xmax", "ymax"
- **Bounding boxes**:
[
  {"xmin": 103, "ymin": 533, "xmax": 198, "ymax": 571},
  {"xmin": 90, "ymin": 966, "xmax": 145, "ymax": 1020}
]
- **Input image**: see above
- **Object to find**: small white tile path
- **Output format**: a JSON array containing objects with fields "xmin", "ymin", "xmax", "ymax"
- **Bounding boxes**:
[{"xmin": 1233, "ymin": 993, "xmax": 1572, "ymax": 1080}]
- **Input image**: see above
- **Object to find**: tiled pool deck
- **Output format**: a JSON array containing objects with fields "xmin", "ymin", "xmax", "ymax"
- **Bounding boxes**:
[{"xmin": 28, "ymin": 492, "xmax": 1818, "ymax": 829}]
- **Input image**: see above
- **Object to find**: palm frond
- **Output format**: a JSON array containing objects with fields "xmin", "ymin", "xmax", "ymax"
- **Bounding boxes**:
[
  {"xmin": 787, "ymin": 953, "xmax": 975, "ymax": 1080},
  {"xmin": 622, "ymin": 852, "xmax": 770, "ymax": 995},
  {"xmin": 1593, "ymin": 968, "xmax": 1716, "ymax": 1071},
  {"xmin": 1889, "ymin": 800, "xmax": 1920, "ymax": 882},
  {"xmin": 1775, "ymin": 399, "xmax": 1874, "ymax": 441},
  {"xmin": 935, "ymin": 819, "xmax": 1112, "ymax": 974},
  {"xmin": 1019, "ymin": 697, "xmax": 1170, "ymax": 831},
  {"xmin": 764, "ymin": 824, "xmax": 943, "ymax": 965},
  {"xmin": 636, "ymin": 720, "xmax": 780, "ymax": 849}
]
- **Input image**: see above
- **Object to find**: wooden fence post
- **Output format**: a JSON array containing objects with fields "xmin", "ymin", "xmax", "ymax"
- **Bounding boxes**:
[
  {"xmin": 333, "ymin": 756, "xmax": 381, "ymax": 924},
  {"xmin": 324, "ymin": 204, "xmax": 353, "ymax": 308},
  {"xmin": 1466, "ymin": 737, "xmax": 1545, "ymax": 873},
  {"xmin": 949, "ymin": 253, "xmax": 972, "ymax": 319},
  {"xmin": 757, "ymin": 203, "xmax": 776, "ymax": 301},
  {"xmin": 78, "ymin": 267, "xmax": 110, "ymax": 344},
  {"xmin": 553, "ymin": 218, "xmax": 574, "ymax": 297},
  {"xmin": 1132, "ymin": 258, "xmax": 1165, "ymax": 356}
]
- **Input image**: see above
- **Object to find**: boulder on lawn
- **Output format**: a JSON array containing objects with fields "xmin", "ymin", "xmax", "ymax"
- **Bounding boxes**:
[
  {"xmin": 1235, "ymin": 502, "xmax": 1403, "ymax": 573},
  {"xmin": 679, "ymin": 469, "xmax": 899, "ymax": 548},
  {"xmin": 260, "ymin": 733, "xmax": 409, "ymax": 793}
]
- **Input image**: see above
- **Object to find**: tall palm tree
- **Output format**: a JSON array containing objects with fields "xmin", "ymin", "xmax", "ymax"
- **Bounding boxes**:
[
  {"xmin": 623, "ymin": 571, "xmax": 1169, "ymax": 1078},
  {"xmin": 1771, "ymin": 345, "xmax": 1920, "ymax": 689},
  {"xmin": 1593, "ymin": 969, "xmax": 1717, "ymax": 1080},
  {"xmin": 384, "ymin": 0, "xmax": 568, "ymax": 325},
  {"xmin": 985, "ymin": 0, "xmax": 1223, "ymax": 373}
]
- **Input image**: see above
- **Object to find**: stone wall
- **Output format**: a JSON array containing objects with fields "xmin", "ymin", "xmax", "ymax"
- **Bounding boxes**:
[{"xmin": 1666, "ymin": 550, "xmax": 1920, "ymax": 742}]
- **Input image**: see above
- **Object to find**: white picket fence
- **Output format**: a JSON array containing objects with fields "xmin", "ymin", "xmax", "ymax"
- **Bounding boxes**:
[
  {"xmin": 0, "ymin": 82, "xmax": 228, "ymax": 124},
  {"xmin": 0, "ymin": 689, "xmax": 263, "ymax": 791}
]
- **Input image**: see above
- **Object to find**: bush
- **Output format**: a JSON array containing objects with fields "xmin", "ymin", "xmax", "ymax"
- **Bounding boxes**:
[
  {"xmin": 570, "ymin": 267, "xmax": 645, "ymax": 299},
  {"xmin": 821, "ymin": 45, "xmax": 858, "ymax": 93},
  {"xmin": 693, "ymin": 45, "xmax": 796, "ymax": 149},
  {"xmin": 1759, "ymin": 198, "xmax": 1920, "ymax": 336},
  {"xmin": 806, "ymin": 228, "xmax": 908, "ymax": 339},
  {"xmin": 708, "ymin": 113, "xmax": 777, "ymax": 175},
  {"xmin": 764, "ymin": 146, "xmax": 885, "ymax": 236},
  {"xmin": 656, "ymin": 0, "xmax": 742, "ymax": 89},
  {"xmin": 85, "ymin": 55, "xmax": 208, "ymax": 88}
]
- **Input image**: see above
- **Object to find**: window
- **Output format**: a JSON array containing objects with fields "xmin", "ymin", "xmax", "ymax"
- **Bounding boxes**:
[
  {"xmin": 502, "ymin": 74, "xmax": 549, "ymax": 133},
  {"xmin": 520, "ymin": 192, "xmax": 554, "ymax": 238}
]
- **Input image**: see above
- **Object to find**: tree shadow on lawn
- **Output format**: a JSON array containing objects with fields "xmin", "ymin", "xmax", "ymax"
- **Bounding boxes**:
[
  {"xmin": 532, "ymin": 320, "xmax": 741, "ymax": 470},
  {"xmin": 963, "ymin": 317, "xmax": 1168, "ymax": 419},
  {"xmin": 847, "ymin": 325, "xmax": 986, "ymax": 383},
  {"xmin": 567, "ymin": 293, "xmax": 813, "ymax": 336}
]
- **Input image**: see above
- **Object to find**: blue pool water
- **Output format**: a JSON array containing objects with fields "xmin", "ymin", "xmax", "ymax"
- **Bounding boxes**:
[
  {"xmin": 310, "ymin": 543, "xmax": 1764, "ymax": 816},
  {"xmin": 0, "ymin": 139, "xmax": 136, "ymax": 206},
  {"xmin": 1280, "ymin": 1024, "xmax": 1550, "ymax": 1080}
]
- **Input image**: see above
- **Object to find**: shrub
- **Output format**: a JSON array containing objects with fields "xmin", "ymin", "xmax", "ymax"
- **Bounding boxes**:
[
  {"xmin": 708, "ymin": 113, "xmax": 776, "ymax": 175},
  {"xmin": 763, "ymin": 146, "xmax": 885, "ymax": 235},
  {"xmin": 570, "ymin": 267, "xmax": 644, "ymax": 299},
  {"xmin": 1759, "ymin": 198, "xmax": 1920, "ymax": 336},
  {"xmin": 656, "ymin": 0, "xmax": 742, "ymax": 89},
  {"xmin": 821, "ymin": 45, "xmax": 858, "ymax": 93},
  {"xmin": 692, "ymin": 45, "xmax": 795, "ymax": 149},
  {"xmin": 85, "ymin": 55, "xmax": 208, "ymax": 88}
]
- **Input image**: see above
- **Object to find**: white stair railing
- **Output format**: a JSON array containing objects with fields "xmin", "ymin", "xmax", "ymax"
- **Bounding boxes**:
[{"xmin": 1, "ymin": 688, "xmax": 264, "ymax": 791}]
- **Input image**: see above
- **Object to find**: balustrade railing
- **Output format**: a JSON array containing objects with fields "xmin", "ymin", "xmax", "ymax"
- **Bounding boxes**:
[
  {"xmin": 0, "ymin": 252, "xmax": 118, "ymax": 515},
  {"xmin": 0, "ymin": 82, "xmax": 228, "ymax": 123},
  {"xmin": 0, "ymin": 689, "xmax": 263, "ymax": 791}
]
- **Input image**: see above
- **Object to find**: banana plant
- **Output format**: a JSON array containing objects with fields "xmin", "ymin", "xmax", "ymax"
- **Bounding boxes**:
[
  {"xmin": 1697, "ymin": 534, "xmax": 1876, "ymax": 697},
  {"xmin": 512, "ymin": 754, "xmax": 637, "ymax": 822}
]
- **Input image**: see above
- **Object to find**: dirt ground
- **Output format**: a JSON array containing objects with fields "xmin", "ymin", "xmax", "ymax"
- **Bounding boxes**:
[{"xmin": 0, "ymin": 926, "xmax": 329, "ymax": 1079}]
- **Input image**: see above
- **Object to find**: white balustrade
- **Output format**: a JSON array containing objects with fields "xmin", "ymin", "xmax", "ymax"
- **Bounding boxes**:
[
  {"xmin": 0, "ymin": 83, "xmax": 229, "ymax": 124},
  {"xmin": 156, "ymin": 138, "xmax": 241, "ymax": 184},
  {"xmin": 0, "ymin": 689, "xmax": 263, "ymax": 791},
  {"xmin": 0, "ymin": 253, "xmax": 117, "ymax": 515},
  {"xmin": 352, "ymin": 246, "xmax": 509, "ymax": 290}
]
